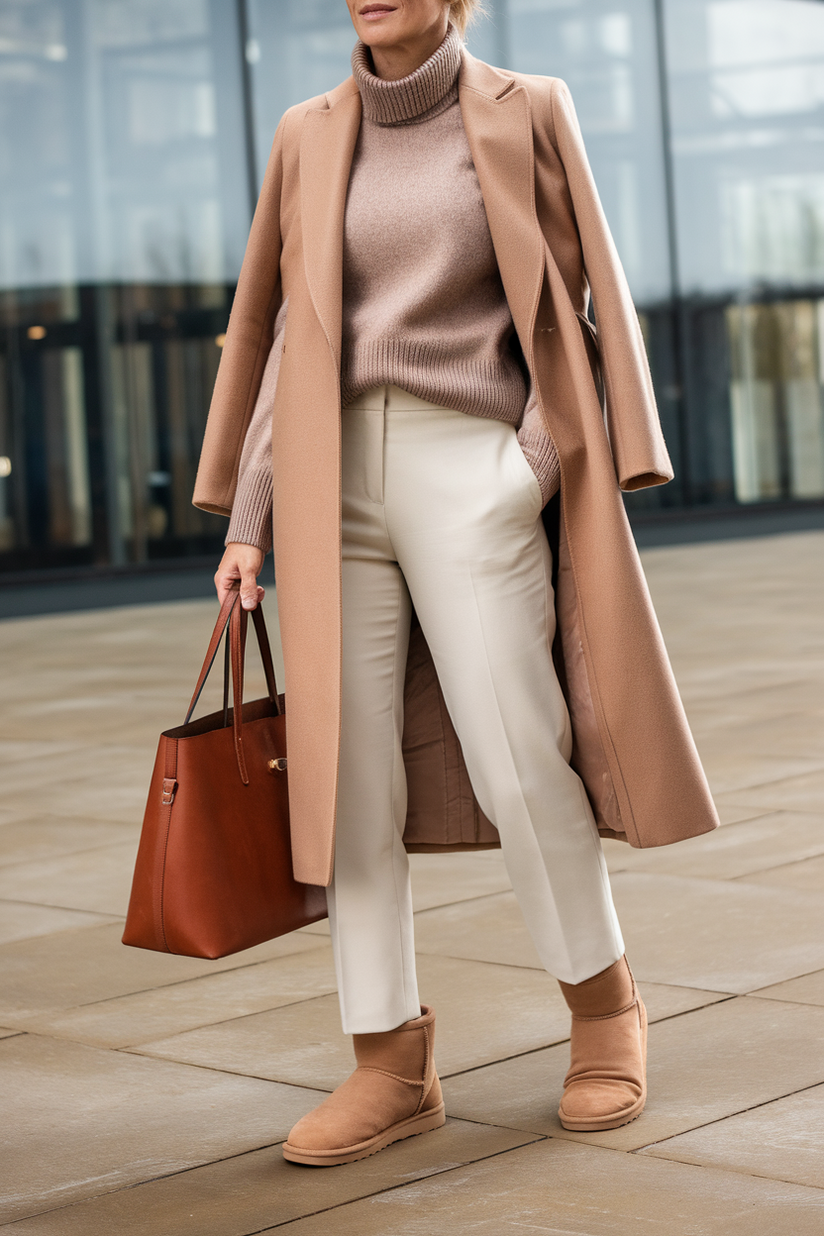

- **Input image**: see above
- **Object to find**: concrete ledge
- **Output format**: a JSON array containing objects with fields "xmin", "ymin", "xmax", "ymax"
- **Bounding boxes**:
[{"xmin": 0, "ymin": 558, "xmax": 275, "ymax": 621}]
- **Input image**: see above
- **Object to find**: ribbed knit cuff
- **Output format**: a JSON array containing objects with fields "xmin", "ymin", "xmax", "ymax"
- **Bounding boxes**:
[
  {"xmin": 225, "ymin": 468, "xmax": 273, "ymax": 553},
  {"xmin": 517, "ymin": 426, "xmax": 561, "ymax": 507}
]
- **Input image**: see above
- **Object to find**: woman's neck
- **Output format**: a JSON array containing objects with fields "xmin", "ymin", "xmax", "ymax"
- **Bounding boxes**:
[{"xmin": 368, "ymin": 16, "xmax": 449, "ymax": 80}]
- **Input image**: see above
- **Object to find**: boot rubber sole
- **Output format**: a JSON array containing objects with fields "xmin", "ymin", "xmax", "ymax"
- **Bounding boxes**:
[
  {"xmin": 282, "ymin": 1100, "xmax": 446, "ymax": 1167},
  {"xmin": 558, "ymin": 998, "xmax": 648, "ymax": 1132}
]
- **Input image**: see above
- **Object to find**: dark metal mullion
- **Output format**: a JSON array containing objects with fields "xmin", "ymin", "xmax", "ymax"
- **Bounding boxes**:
[
  {"xmin": 236, "ymin": 0, "xmax": 260, "ymax": 217},
  {"xmin": 651, "ymin": 0, "xmax": 692, "ymax": 506}
]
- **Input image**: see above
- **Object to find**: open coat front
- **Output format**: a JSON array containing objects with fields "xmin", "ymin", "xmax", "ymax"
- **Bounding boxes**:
[{"xmin": 193, "ymin": 51, "xmax": 719, "ymax": 888}]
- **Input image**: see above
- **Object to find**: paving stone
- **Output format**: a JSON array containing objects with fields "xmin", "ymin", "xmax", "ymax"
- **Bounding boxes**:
[
  {"xmin": 0, "ymin": 900, "xmax": 116, "ymax": 947},
  {"xmin": 0, "ymin": 740, "xmax": 87, "ymax": 763},
  {"xmin": 1, "ymin": 1121, "xmax": 540, "ymax": 1234},
  {"xmin": 714, "ymin": 802, "xmax": 775, "ymax": 826},
  {"xmin": 0, "ymin": 816, "xmax": 136, "ymax": 867},
  {"xmin": 132, "ymin": 957, "xmax": 727, "ymax": 1090},
  {"xmin": 714, "ymin": 769, "xmax": 824, "ymax": 816},
  {"xmin": 132, "ymin": 954, "xmax": 563, "ymax": 1086},
  {"xmin": 0, "ymin": 921, "xmax": 326, "ymax": 1023},
  {"xmin": 643, "ymin": 1083, "xmax": 824, "ymax": 1188},
  {"xmin": 408, "ymin": 849, "xmax": 511, "ymax": 911},
  {"xmin": 685, "ymin": 708, "xmax": 824, "ymax": 762},
  {"xmin": 0, "ymin": 777, "xmax": 148, "ymax": 825},
  {"xmin": 20, "ymin": 946, "xmax": 340, "ymax": 1047},
  {"xmin": 1, "ymin": 532, "xmax": 823, "ymax": 1229},
  {"xmin": 609, "ymin": 873, "xmax": 824, "ymax": 992},
  {"xmin": 265, "ymin": 1137, "xmax": 824, "ymax": 1235},
  {"xmin": 740, "ymin": 853, "xmax": 824, "ymax": 892},
  {"xmin": 0, "ymin": 1033, "xmax": 320, "ymax": 1223},
  {"xmin": 0, "ymin": 744, "xmax": 154, "ymax": 797},
  {"xmin": 602, "ymin": 811, "xmax": 824, "ymax": 880},
  {"xmin": 0, "ymin": 841, "xmax": 139, "ymax": 915},
  {"xmin": 442, "ymin": 996, "xmax": 824, "ymax": 1150},
  {"xmin": 750, "ymin": 968, "xmax": 824, "ymax": 1008},
  {"xmin": 412, "ymin": 873, "xmax": 824, "ymax": 993},
  {"xmin": 697, "ymin": 753, "xmax": 824, "ymax": 797}
]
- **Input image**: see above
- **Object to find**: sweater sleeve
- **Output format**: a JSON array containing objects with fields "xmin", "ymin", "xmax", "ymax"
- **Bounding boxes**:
[
  {"xmin": 517, "ymin": 384, "xmax": 561, "ymax": 506},
  {"xmin": 225, "ymin": 300, "xmax": 288, "ymax": 551}
]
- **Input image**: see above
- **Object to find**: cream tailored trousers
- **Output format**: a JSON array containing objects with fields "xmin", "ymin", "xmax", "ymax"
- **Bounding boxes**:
[{"xmin": 328, "ymin": 385, "xmax": 624, "ymax": 1035}]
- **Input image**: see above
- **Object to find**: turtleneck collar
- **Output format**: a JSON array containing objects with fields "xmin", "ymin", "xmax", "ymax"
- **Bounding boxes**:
[{"xmin": 351, "ymin": 23, "xmax": 462, "ymax": 126}]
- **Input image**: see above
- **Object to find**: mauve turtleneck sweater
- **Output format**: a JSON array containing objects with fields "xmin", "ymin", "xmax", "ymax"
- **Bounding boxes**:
[{"xmin": 226, "ymin": 26, "xmax": 559, "ymax": 551}]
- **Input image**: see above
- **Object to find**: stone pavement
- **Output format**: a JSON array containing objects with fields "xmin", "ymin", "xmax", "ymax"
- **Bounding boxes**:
[{"xmin": 1, "ymin": 531, "xmax": 823, "ymax": 1234}]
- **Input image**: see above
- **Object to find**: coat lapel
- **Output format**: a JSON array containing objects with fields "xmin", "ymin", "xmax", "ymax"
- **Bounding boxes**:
[
  {"xmin": 300, "ymin": 81, "xmax": 362, "ymax": 366},
  {"xmin": 459, "ymin": 53, "xmax": 545, "ymax": 364}
]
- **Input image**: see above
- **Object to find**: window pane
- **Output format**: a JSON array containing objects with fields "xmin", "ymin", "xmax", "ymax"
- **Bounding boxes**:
[
  {"xmin": 665, "ymin": 0, "xmax": 824, "ymax": 295},
  {"xmin": 0, "ymin": 0, "xmax": 250, "ymax": 291},
  {"xmin": 503, "ymin": 0, "xmax": 673, "ymax": 306},
  {"xmin": 245, "ymin": 0, "xmax": 354, "ymax": 187}
]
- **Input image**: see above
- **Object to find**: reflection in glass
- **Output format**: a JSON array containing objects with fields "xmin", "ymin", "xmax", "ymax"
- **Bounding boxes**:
[
  {"xmin": 666, "ymin": 0, "xmax": 824, "ymax": 296},
  {"xmin": 0, "ymin": 0, "xmax": 244, "ymax": 566},
  {"xmin": 504, "ymin": 0, "xmax": 672, "ymax": 306},
  {"xmin": 727, "ymin": 300, "xmax": 824, "ymax": 501},
  {"xmin": 245, "ymin": 0, "xmax": 354, "ymax": 186},
  {"xmin": 0, "ymin": 0, "xmax": 250, "ymax": 291}
]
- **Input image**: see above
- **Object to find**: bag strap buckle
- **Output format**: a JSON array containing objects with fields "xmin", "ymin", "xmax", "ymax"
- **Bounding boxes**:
[{"xmin": 161, "ymin": 777, "xmax": 178, "ymax": 806}]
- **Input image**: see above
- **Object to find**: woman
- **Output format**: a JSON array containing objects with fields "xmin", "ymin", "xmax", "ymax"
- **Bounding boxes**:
[{"xmin": 194, "ymin": 0, "xmax": 718, "ymax": 1167}]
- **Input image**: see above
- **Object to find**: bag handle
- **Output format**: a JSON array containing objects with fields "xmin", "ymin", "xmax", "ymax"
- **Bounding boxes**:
[{"xmin": 184, "ymin": 583, "xmax": 282, "ymax": 785}]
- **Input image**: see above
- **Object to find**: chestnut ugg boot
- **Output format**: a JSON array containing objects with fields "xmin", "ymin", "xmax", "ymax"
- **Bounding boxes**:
[
  {"xmin": 557, "ymin": 956, "xmax": 647, "ymax": 1131},
  {"xmin": 282, "ymin": 1005, "xmax": 445, "ymax": 1166}
]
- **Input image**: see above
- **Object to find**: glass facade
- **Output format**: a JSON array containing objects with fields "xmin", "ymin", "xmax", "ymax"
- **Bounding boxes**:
[{"xmin": 1, "ymin": 0, "xmax": 823, "ymax": 572}]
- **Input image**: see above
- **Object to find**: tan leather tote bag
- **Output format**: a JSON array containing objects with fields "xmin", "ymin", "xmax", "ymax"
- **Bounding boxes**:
[{"xmin": 122, "ymin": 585, "xmax": 327, "ymax": 958}]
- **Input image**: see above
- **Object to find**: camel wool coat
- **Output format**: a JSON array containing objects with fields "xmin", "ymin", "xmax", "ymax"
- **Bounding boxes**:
[{"xmin": 193, "ymin": 50, "xmax": 719, "ymax": 888}]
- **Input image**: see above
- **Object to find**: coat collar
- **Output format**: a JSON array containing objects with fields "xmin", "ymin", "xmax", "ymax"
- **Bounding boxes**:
[
  {"xmin": 299, "ymin": 51, "xmax": 544, "ymax": 371},
  {"xmin": 299, "ymin": 80, "xmax": 362, "ymax": 366}
]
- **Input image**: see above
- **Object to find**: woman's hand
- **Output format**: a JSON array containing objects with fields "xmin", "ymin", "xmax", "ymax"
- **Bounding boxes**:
[{"xmin": 215, "ymin": 543, "xmax": 266, "ymax": 610}]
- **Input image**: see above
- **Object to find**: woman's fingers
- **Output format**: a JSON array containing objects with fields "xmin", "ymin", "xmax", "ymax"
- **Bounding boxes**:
[
  {"xmin": 240, "ymin": 568, "xmax": 264, "ymax": 610},
  {"xmin": 215, "ymin": 544, "xmax": 265, "ymax": 609}
]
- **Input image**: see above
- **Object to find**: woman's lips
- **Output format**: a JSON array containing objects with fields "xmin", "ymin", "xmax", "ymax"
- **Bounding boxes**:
[{"xmin": 360, "ymin": 4, "xmax": 398, "ymax": 17}]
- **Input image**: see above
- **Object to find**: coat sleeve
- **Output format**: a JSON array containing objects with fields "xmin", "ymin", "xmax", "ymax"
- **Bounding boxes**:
[
  {"xmin": 192, "ymin": 113, "xmax": 287, "ymax": 515},
  {"xmin": 223, "ymin": 299, "xmax": 290, "ymax": 552},
  {"xmin": 547, "ymin": 79, "xmax": 673, "ymax": 491}
]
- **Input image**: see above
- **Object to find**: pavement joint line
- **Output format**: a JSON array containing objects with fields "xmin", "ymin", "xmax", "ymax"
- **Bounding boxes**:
[
  {"xmin": 102, "ymin": 988, "xmax": 352, "ymax": 1043},
  {"xmin": 112, "ymin": 1048, "xmax": 338, "ymax": 1091},
  {"xmin": 633, "ymin": 1155, "xmax": 824, "ymax": 1194},
  {"xmin": 0, "ymin": 1140, "xmax": 293, "ymax": 1228},
  {"xmin": 0, "ymin": 1130, "xmax": 551, "ymax": 1231},
  {"xmin": 4, "ymin": 986, "xmax": 739, "ymax": 1053},
  {"xmin": 707, "ymin": 767, "xmax": 824, "ymax": 794},
  {"xmin": 732, "ymin": 858, "xmax": 824, "ymax": 882},
  {"xmin": 0, "ymin": 839, "xmax": 142, "ymax": 873},
  {"xmin": 253, "ymin": 1133, "xmax": 822, "ymax": 1234},
  {"xmin": 0, "ymin": 943, "xmax": 334, "ymax": 1021},
  {"xmin": 246, "ymin": 1134, "xmax": 551, "ymax": 1233},
  {"xmin": 629, "ymin": 1076, "xmax": 824, "ymax": 1158},
  {"xmin": 34, "ymin": 949, "xmax": 337, "ymax": 1014},
  {"xmin": 435, "ymin": 996, "xmax": 741, "ymax": 1081},
  {"xmin": 748, "ymin": 967, "xmax": 824, "ymax": 993},
  {"xmin": 0, "ymin": 896, "xmax": 118, "ymax": 919}
]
